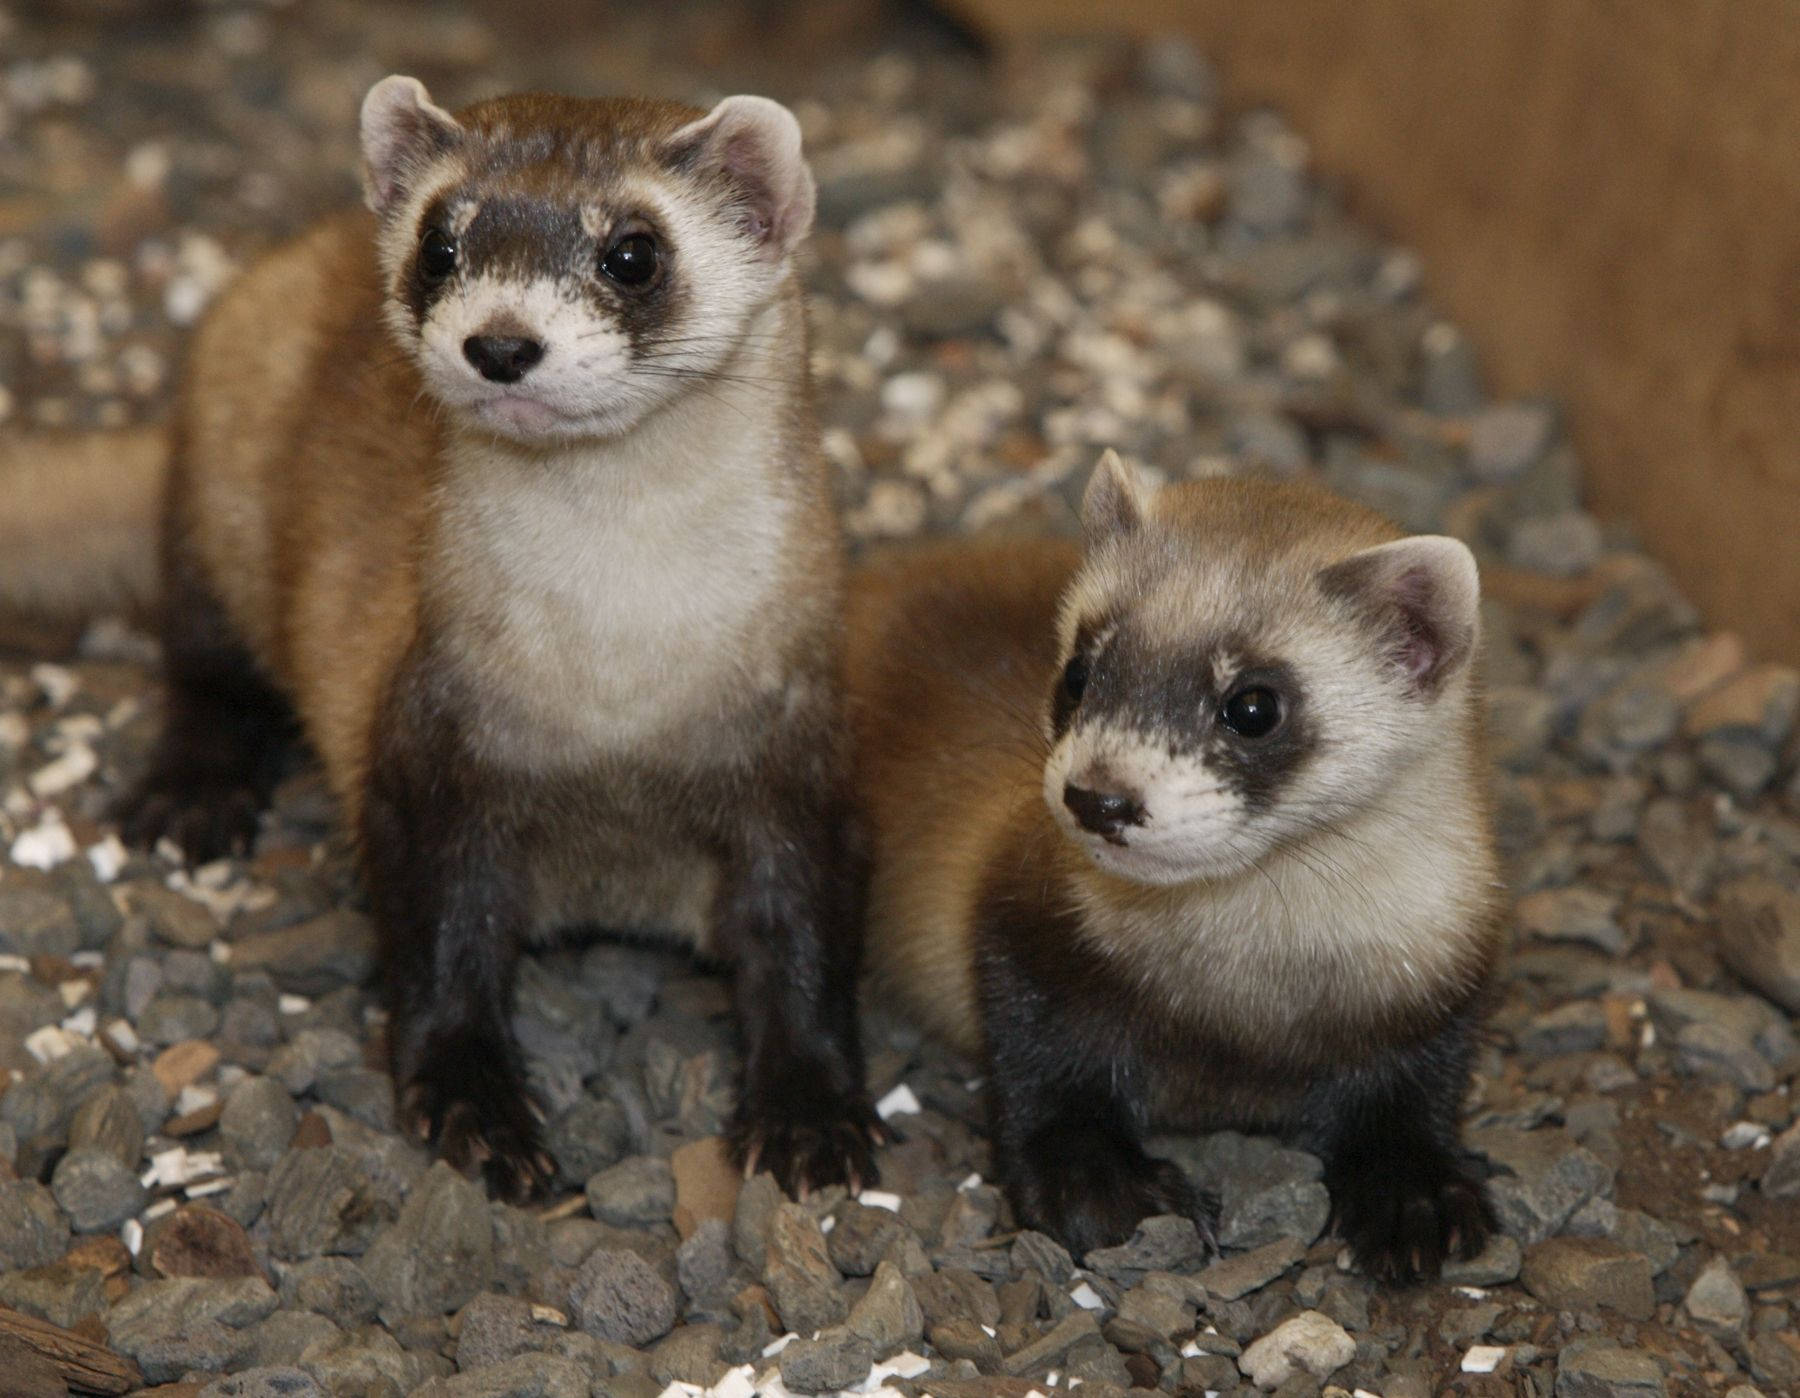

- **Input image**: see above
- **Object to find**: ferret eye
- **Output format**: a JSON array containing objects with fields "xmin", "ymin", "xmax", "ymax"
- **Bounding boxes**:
[
  {"xmin": 1220, "ymin": 686, "xmax": 1281, "ymax": 738},
  {"xmin": 419, "ymin": 229, "xmax": 458, "ymax": 281},
  {"xmin": 1061, "ymin": 654, "xmax": 1090, "ymax": 705},
  {"xmin": 601, "ymin": 232, "xmax": 659, "ymax": 287}
]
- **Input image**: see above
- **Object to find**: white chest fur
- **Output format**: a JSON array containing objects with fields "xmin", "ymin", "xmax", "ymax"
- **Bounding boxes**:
[{"xmin": 432, "ymin": 396, "xmax": 796, "ymax": 772}]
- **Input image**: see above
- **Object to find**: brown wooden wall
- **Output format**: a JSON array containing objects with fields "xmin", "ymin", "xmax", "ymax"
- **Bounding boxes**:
[{"xmin": 955, "ymin": 0, "xmax": 1800, "ymax": 662}]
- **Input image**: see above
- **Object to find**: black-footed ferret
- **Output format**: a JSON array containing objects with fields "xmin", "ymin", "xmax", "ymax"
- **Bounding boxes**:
[
  {"xmin": 0, "ymin": 78, "xmax": 879, "ymax": 1198},
  {"xmin": 847, "ymin": 451, "xmax": 1501, "ymax": 1282}
]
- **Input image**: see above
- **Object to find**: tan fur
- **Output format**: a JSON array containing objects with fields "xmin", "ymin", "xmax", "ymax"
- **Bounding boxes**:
[
  {"xmin": 0, "ymin": 427, "xmax": 166, "ymax": 627},
  {"xmin": 848, "ymin": 479, "xmax": 1502, "ymax": 1070}
]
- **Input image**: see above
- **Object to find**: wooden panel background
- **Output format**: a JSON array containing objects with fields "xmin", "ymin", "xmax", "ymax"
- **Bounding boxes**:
[{"xmin": 953, "ymin": 0, "xmax": 1800, "ymax": 661}]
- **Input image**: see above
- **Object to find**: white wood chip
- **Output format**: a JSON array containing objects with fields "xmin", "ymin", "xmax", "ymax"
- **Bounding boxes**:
[
  {"xmin": 761, "ymin": 1333, "xmax": 798, "ymax": 1357},
  {"xmin": 174, "ymin": 1085, "xmax": 219, "ymax": 1116},
  {"xmin": 1461, "ymin": 1345, "xmax": 1507, "ymax": 1374},
  {"xmin": 12, "ymin": 814, "xmax": 77, "ymax": 870},
  {"xmin": 856, "ymin": 1189, "xmax": 902, "ymax": 1212},
  {"xmin": 104, "ymin": 1019, "xmax": 140, "ymax": 1054},
  {"xmin": 59, "ymin": 979, "xmax": 91, "ymax": 1009},
  {"xmin": 279, "ymin": 994, "xmax": 311, "ymax": 1015},
  {"xmin": 31, "ymin": 663, "xmax": 76, "ymax": 708},
  {"xmin": 0, "ymin": 713, "xmax": 28, "ymax": 751},
  {"xmin": 86, "ymin": 834, "xmax": 128, "ymax": 882},
  {"xmin": 122, "ymin": 1218, "xmax": 143, "ymax": 1256},
  {"xmin": 185, "ymin": 1178, "xmax": 232, "ymax": 1198},
  {"xmin": 28, "ymin": 742, "xmax": 96, "ymax": 797},
  {"xmin": 70, "ymin": 950, "xmax": 104, "ymax": 969},
  {"xmin": 61, "ymin": 1007, "xmax": 97, "ymax": 1039},
  {"xmin": 25, "ymin": 1025, "xmax": 76, "ymax": 1063},
  {"xmin": 529, "ymin": 1304, "xmax": 568, "ymax": 1327},
  {"xmin": 0, "ymin": 953, "xmax": 32, "ymax": 975},
  {"xmin": 1069, "ymin": 1282, "xmax": 1105, "ymax": 1311},
  {"xmin": 144, "ymin": 1198, "xmax": 177, "ymax": 1221},
  {"xmin": 873, "ymin": 1083, "xmax": 920, "ymax": 1120}
]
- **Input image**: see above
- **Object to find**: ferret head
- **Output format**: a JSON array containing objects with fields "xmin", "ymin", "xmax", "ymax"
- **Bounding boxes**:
[
  {"xmin": 359, "ymin": 75, "xmax": 815, "ymax": 443},
  {"xmin": 1044, "ymin": 452, "xmax": 1482, "ymax": 886}
]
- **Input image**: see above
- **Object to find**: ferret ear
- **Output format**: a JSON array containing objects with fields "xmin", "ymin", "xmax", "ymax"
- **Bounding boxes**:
[
  {"xmin": 1318, "ymin": 535, "xmax": 1481, "ymax": 697},
  {"xmin": 666, "ymin": 95, "xmax": 816, "ymax": 256},
  {"xmin": 1081, "ymin": 450, "xmax": 1153, "ymax": 547},
  {"xmin": 361, "ymin": 75, "xmax": 462, "ymax": 216}
]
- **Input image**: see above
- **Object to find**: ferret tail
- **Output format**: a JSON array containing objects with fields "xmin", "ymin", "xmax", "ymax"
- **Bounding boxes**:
[{"xmin": 0, "ymin": 427, "xmax": 167, "ymax": 637}]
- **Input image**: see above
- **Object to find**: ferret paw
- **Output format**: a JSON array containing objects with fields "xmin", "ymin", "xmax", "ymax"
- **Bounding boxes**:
[
  {"xmin": 1010, "ymin": 1144, "xmax": 1218, "ymax": 1261},
  {"xmin": 727, "ymin": 1089, "xmax": 884, "ymax": 1198},
  {"xmin": 114, "ymin": 775, "xmax": 264, "ymax": 863},
  {"xmin": 1330, "ymin": 1156, "xmax": 1493, "ymax": 1286},
  {"xmin": 398, "ymin": 1058, "xmax": 555, "ymax": 1204}
]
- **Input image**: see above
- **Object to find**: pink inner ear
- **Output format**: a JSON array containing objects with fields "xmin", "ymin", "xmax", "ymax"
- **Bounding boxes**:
[
  {"xmin": 721, "ymin": 130, "xmax": 776, "ymax": 242},
  {"xmin": 1390, "ymin": 565, "xmax": 1444, "ymax": 685}
]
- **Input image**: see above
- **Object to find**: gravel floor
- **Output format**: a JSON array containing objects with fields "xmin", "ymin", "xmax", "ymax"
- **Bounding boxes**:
[{"xmin": 4, "ymin": 3, "xmax": 1800, "ymax": 1397}]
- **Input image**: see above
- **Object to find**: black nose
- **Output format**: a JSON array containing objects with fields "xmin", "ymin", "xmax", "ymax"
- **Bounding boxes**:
[
  {"xmin": 463, "ymin": 335, "xmax": 545, "ymax": 383},
  {"xmin": 1063, "ymin": 783, "xmax": 1145, "ymax": 839}
]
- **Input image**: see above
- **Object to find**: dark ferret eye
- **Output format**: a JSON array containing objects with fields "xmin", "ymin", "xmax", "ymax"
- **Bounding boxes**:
[
  {"xmin": 1220, "ymin": 686, "xmax": 1282, "ymax": 738},
  {"xmin": 419, "ymin": 228, "xmax": 458, "ymax": 281},
  {"xmin": 1061, "ymin": 653, "xmax": 1090, "ymax": 705},
  {"xmin": 600, "ymin": 232, "xmax": 659, "ymax": 286}
]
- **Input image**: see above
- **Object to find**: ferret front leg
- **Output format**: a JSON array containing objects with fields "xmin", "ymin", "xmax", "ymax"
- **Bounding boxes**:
[
  {"xmin": 362, "ymin": 670, "xmax": 551, "ymax": 1201},
  {"xmin": 980, "ymin": 953, "xmax": 1217, "ymax": 1259},
  {"xmin": 714, "ymin": 792, "xmax": 881, "ymax": 1197},
  {"xmin": 1300, "ymin": 1007, "xmax": 1493, "ymax": 1284}
]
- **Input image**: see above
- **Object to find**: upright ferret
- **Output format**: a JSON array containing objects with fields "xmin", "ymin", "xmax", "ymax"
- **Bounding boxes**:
[
  {"xmin": 848, "ymin": 452, "xmax": 1502, "ymax": 1282},
  {"xmin": 2, "ymin": 78, "xmax": 880, "ymax": 1196}
]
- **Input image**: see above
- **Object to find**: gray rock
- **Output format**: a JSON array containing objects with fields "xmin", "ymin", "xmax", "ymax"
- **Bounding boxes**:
[
  {"xmin": 0, "ymin": 1179, "xmax": 72, "ymax": 1271},
  {"xmin": 1486, "ymin": 686, "xmax": 1558, "ymax": 770},
  {"xmin": 1517, "ymin": 1002, "xmax": 1609, "ymax": 1058},
  {"xmin": 0, "ymin": 1258, "xmax": 106, "ymax": 1327},
  {"xmin": 779, "ymin": 1327, "xmax": 873, "ymax": 1393},
  {"xmin": 1467, "ymin": 401, "xmax": 1555, "ymax": 483},
  {"xmin": 1, "ymin": 1042, "xmax": 115, "ymax": 1145},
  {"xmin": 586, "ymin": 1155, "xmax": 675, "ymax": 1229},
  {"xmin": 295, "ymin": 1326, "xmax": 437, "ymax": 1394},
  {"xmin": 1719, "ymin": 878, "xmax": 1800, "ymax": 1017},
  {"xmin": 221, "ymin": 1075, "xmax": 298, "ymax": 1171},
  {"xmin": 1515, "ymin": 887, "xmax": 1626, "ymax": 956},
  {"xmin": 138, "ymin": 990, "xmax": 220, "ymax": 1044},
  {"xmin": 105, "ymin": 1274, "xmax": 279, "ymax": 1383},
  {"xmin": 1676, "ymin": 1021, "xmax": 1777, "ymax": 1093},
  {"xmin": 1237, "ymin": 1309, "xmax": 1355, "ymax": 1388},
  {"xmin": 570, "ymin": 1248, "xmax": 679, "ymax": 1347},
  {"xmin": 827, "ymin": 1200, "xmax": 904, "ymax": 1277},
  {"xmin": 1686, "ymin": 1254, "xmax": 1750, "ymax": 1338},
  {"xmin": 0, "ymin": 885, "xmax": 80, "ymax": 957},
  {"xmin": 1083, "ymin": 1214, "xmax": 1208, "ymax": 1283},
  {"xmin": 1555, "ymin": 1346, "xmax": 1666, "ymax": 1397},
  {"xmin": 490, "ymin": 1202, "xmax": 552, "ymax": 1298},
  {"xmin": 230, "ymin": 909, "xmax": 374, "ymax": 995},
  {"xmin": 244, "ymin": 1309, "xmax": 340, "ymax": 1367},
  {"xmin": 1521, "ymin": 1237, "xmax": 1655, "ymax": 1320},
  {"xmin": 129, "ymin": 883, "xmax": 218, "ymax": 949},
  {"xmin": 1508, "ymin": 510, "xmax": 1604, "ymax": 578},
  {"xmin": 1002, "ymin": 1309, "xmax": 1102, "ymax": 1377},
  {"xmin": 1011, "ymin": 1230, "xmax": 1076, "ymax": 1286},
  {"xmin": 200, "ymin": 1368, "xmax": 328, "ymax": 1398},
  {"xmin": 1699, "ymin": 734, "xmax": 1778, "ymax": 798},
  {"xmin": 266, "ymin": 1144, "xmax": 403, "ymax": 1259},
  {"xmin": 1763, "ymin": 1120, "xmax": 1800, "ymax": 1198},
  {"xmin": 732, "ymin": 1171, "xmax": 781, "ymax": 1272},
  {"xmin": 1639, "ymin": 797, "xmax": 1717, "ymax": 898},
  {"xmin": 67, "ymin": 1084, "xmax": 145, "ymax": 1168},
  {"xmin": 762, "ymin": 1202, "xmax": 847, "ymax": 1334},
  {"xmin": 456, "ymin": 1291, "xmax": 565, "ymax": 1368},
  {"xmin": 1217, "ymin": 1175, "xmax": 1329, "ymax": 1250},
  {"xmin": 649, "ymin": 1322, "xmax": 726, "ymax": 1386},
  {"xmin": 51, "ymin": 1146, "xmax": 148, "ymax": 1232},
  {"xmin": 1197, "ymin": 1236, "xmax": 1306, "ymax": 1300},
  {"xmin": 547, "ymin": 1096, "xmax": 630, "ymax": 1187},
  {"xmin": 361, "ymin": 1161, "xmax": 494, "ymax": 1321},
  {"xmin": 675, "ymin": 1216, "xmax": 734, "ymax": 1304},
  {"xmin": 846, "ymin": 1259, "xmax": 924, "ymax": 1356},
  {"xmin": 1115, "ymin": 1283, "xmax": 1193, "ymax": 1340},
  {"xmin": 280, "ymin": 1256, "xmax": 377, "ymax": 1328},
  {"xmin": 1441, "ymin": 1233, "xmax": 1523, "ymax": 1286},
  {"xmin": 417, "ymin": 1354, "xmax": 590, "ymax": 1398},
  {"xmin": 265, "ymin": 1027, "xmax": 362, "ymax": 1096},
  {"xmin": 1471, "ymin": 1127, "xmax": 1614, "ymax": 1244},
  {"xmin": 313, "ymin": 1067, "xmax": 393, "ymax": 1132}
]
